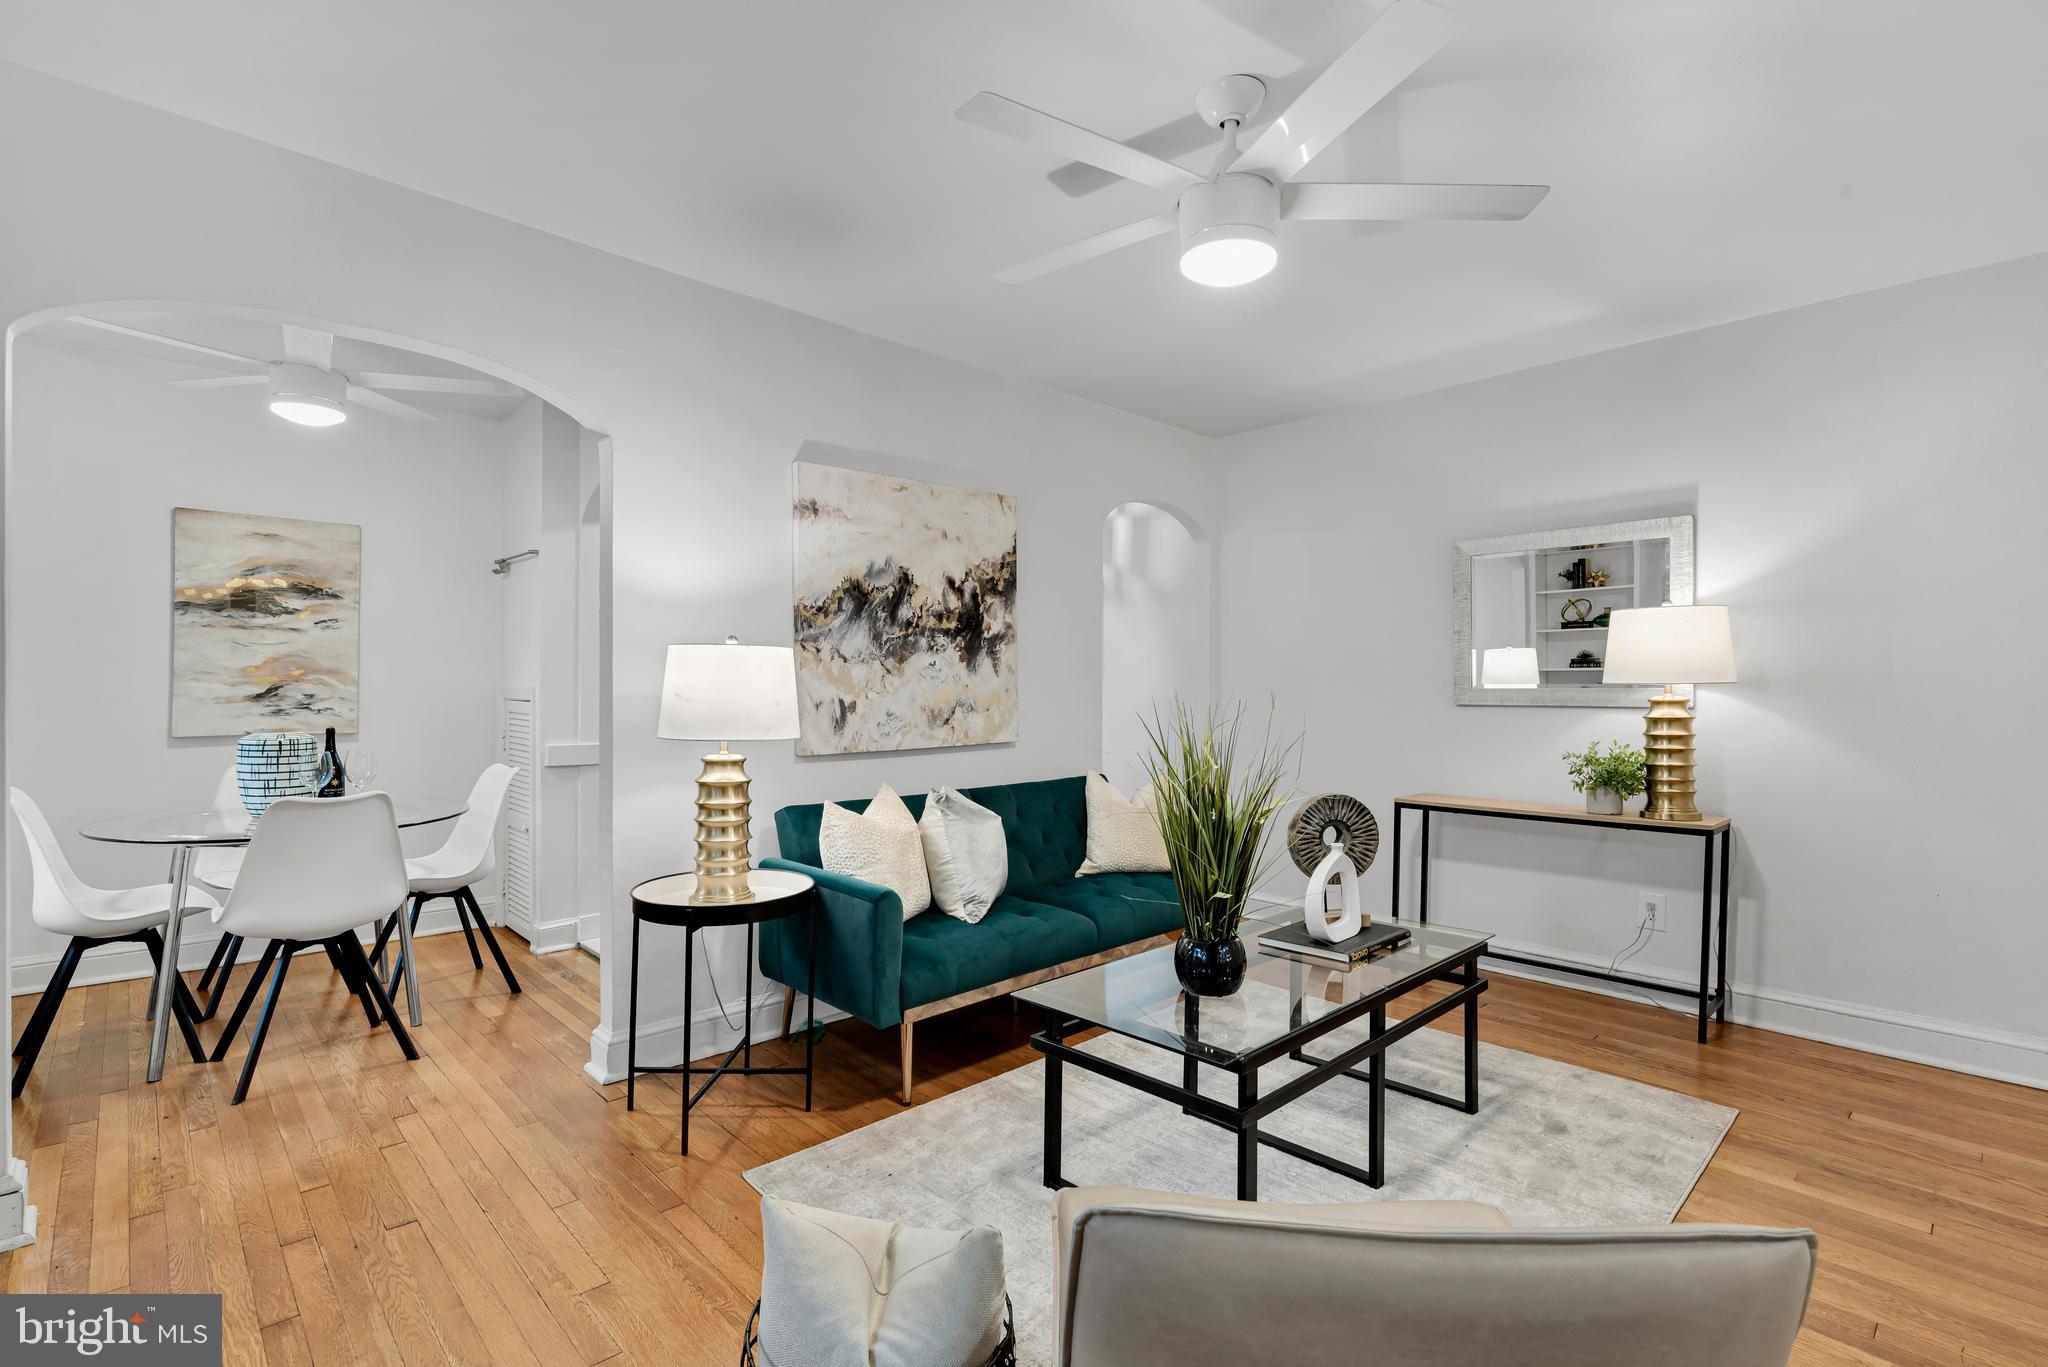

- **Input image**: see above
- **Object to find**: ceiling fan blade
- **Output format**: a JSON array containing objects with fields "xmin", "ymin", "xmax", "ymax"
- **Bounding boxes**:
[
  {"xmin": 1284, "ymin": 181, "xmax": 1550, "ymax": 221},
  {"xmin": 280, "ymin": 324, "xmax": 333, "ymax": 370},
  {"xmin": 168, "ymin": 374, "xmax": 270, "ymax": 388},
  {"xmin": 348, "ymin": 371, "xmax": 521, "ymax": 397},
  {"xmin": 958, "ymin": 92, "xmax": 1202, "ymax": 193},
  {"xmin": 345, "ymin": 385, "xmax": 436, "ymax": 422},
  {"xmin": 66, "ymin": 316, "xmax": 267, "ymax": 369},
  {"xmin": 1232, "ymin": 0, "xmax": 1466, "ymax": 183},
  {"xmin": 991, "ymin": 212, "xmax": 1179, "ymax": 284}
]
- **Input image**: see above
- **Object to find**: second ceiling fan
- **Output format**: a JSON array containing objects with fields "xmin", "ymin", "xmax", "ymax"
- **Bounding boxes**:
[{"xmin": 958, "ymin": 0, "xmax": 1547, "ymax": 287}]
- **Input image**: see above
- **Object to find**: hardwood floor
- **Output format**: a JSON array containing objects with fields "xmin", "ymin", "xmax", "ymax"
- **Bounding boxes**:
[{"xmin": 6, "ymin": 931, "xmax": 2046, "ymax": 1365}]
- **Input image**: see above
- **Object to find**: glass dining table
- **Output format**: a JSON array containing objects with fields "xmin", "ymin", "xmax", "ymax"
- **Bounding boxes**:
[{"xmin": 80, "ymin": 795, "xmax": 465, "ymax": 1082}]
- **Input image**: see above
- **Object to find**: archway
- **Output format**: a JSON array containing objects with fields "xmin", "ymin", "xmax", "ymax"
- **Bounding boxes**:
[
  {"xmin": 2, "ymin": 299, "xmax": 614, "ymax": 1074},
  {"xmin": 1100, "ymin": 501, "xmax": 1212, "ymax": 789}
]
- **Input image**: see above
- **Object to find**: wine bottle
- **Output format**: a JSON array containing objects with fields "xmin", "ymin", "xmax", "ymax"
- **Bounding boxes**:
[{"xmin": 319, "ymin": 726, "xmax": 347, "ymax": 797}]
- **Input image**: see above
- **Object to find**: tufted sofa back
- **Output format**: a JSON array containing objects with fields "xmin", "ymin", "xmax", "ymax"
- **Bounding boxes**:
[{"xmin": 774, "ymin": 775, "xmax": 1088, "ymax": 890}]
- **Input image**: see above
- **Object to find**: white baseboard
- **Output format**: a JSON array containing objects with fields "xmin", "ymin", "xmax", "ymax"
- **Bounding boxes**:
[
  {"xmin": 8, "ymin": 898, "xmax": 493, "ymax": 997},
  {"xmin": 1474, "ymin": 933, "xmax": 2048, "ymax": 1092},
  {"xmin": 507, "ymin": 904, "xmax": 581, "ymax": 955},
  {"xmin": 583, "ymin": 988, "xmax": 848, "ymax": 1086}
]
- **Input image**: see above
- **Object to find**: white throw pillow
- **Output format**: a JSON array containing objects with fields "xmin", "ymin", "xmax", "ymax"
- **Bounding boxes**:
[
  {"xmin": 819, "ymin": 784, "xmax": 931, "ymax": 920},
  {"xmin": 1078, "ymin": 771, "xmax": 1171, "ymax": 875},
  {"xmin": 759, "ymin": 1196, "xmax": 1007, "ymax": 1367},
  {"xmin": 919, "ymin": 787, "xmax": 1009, "ymax": 924}
]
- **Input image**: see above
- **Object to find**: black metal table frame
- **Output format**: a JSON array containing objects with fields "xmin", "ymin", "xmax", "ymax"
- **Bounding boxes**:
[
  {"xmin": 626, "ymin": 887, "xmax": 818, "ymax": 1156},
  {"xmin": 1389, "ymin": 798, "xmax": 1732, "ymax": 1043},
  {"xmin": 1032, "ymin": 945, "xmax": 1487, "ymax": 1201}
]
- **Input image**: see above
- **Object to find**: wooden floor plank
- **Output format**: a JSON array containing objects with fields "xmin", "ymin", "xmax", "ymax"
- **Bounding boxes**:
[{"xmin": 10, "ymin": 927, "xmax": 2048, "ymax": 1366}]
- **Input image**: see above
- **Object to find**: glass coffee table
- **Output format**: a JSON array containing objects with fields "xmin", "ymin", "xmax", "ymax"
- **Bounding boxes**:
[{"xmin": 1015, "ymin": 914, "xmax": 1491, "ymax": 1201}]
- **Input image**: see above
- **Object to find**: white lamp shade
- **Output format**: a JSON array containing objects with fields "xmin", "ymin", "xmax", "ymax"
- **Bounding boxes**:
[
  {"xmin": 1602, "ymin": 606, "xmax": 1738, "ymax": 685},
  {"xmin": 1479, "ymin": 646, "xmax": 1540, "ymax": 689},
  {"xmin": 657, "ymin": 641, "xmax": 799, "ymax": 741}
]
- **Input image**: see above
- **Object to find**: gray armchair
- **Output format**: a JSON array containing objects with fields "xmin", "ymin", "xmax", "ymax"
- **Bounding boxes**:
[{"xmin": 1053, "ymin": 1187, "xmax": 1816, "ymax": 1367}]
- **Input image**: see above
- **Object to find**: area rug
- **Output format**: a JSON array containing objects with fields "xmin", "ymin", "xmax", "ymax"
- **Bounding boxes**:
[{"xmin": 746, "ymin": 1022, "xmax": 1735, "ymax": 1366}]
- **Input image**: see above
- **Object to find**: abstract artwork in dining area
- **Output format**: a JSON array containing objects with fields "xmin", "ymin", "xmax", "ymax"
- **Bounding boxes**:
[
  {"xmin": 170, "ymin": 507, "xmax": 361, "ymax": 737},
  {"xmin": 791, "ymin": 462, "xmax": 1017, "ymax": 754}
]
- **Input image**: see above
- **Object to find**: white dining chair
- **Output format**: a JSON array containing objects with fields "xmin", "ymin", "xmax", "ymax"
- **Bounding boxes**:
[
  {"xmin": 9, "ymin": 788, "xmax": 214, "ymax": 1096},
  {"xmin": 207, "ymin": 792, "xmax": 419, "ymax": 1105},
  {"xmin": 192, "ymin": 764, "xmax": 247, "ymax": 1019},
  {"xmin": 370, "ymin": 763, "xmax": 520, "ymax": 1025}
]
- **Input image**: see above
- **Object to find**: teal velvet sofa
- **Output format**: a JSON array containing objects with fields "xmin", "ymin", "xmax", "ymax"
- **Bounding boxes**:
[{"xmin": 759, "ymin": 775, "xmax": 1182, "ymax": 1102}]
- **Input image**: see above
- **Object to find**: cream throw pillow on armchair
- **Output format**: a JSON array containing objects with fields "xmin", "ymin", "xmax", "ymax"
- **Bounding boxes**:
[
  {"xmin": 819, "ymin": 784, "xmax": 931, "ymax": 920},
  {"xmin": 758, "ymin": 1196, "xmax": 1008, "ymax": 1367},
  {"xmin": 1078, "ymin": 772, "xmax": 1171, "ymax": 875}
]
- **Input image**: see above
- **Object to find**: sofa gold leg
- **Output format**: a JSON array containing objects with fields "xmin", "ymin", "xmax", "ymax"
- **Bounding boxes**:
[
  {"xmin": 899, "ymin": 1021, "xmax": 914, "ymax": 1105},
  {"xmin": 780, "ymin": 985, "xmax": 796, "ymax": 1041}
]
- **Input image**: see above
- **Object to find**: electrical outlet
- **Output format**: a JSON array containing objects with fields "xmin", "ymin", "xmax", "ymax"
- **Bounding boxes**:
[{"xmin": 1640, "ymin": 890, "xmax": 1666, "ymax": 932}]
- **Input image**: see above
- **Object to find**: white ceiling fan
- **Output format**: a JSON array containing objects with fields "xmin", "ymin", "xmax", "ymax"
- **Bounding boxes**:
[
  {"xmin": 64, "ymin": 316, "xmax": 519, "ymax": 426},
  {"xmin": 957, "ymin": 0, "xmax": 1548, "ymax": 287}
]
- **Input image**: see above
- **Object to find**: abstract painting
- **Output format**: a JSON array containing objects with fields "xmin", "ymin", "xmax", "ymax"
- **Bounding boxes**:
[
  {"xmin": 792, "ymin": 463, "xmax": 1017, "ymax": 754},
  {"xmin": 170, "ymin": 507, "xmax": 360, "ymax": 737}
]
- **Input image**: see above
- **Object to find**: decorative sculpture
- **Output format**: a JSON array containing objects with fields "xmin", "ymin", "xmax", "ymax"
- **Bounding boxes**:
[{"xmin": 1287, "ymin": 795, "xmax": 1379, "ymax": 945}]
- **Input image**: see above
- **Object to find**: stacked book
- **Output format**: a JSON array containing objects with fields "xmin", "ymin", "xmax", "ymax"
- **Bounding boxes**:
[{"xmin": 1256, "ymin": 918, "xmax": 1411, "ymax": 966}]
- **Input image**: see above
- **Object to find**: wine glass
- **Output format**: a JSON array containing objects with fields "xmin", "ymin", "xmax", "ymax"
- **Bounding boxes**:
[{"xmin": 344, "ymin": 746, "xmax": 378, "ymax": 793}]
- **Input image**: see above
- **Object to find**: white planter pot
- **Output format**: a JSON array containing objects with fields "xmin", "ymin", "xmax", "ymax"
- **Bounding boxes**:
[{"xmin": 1586, "ymin": 787, "xmax": 1624, "ymax": 816}]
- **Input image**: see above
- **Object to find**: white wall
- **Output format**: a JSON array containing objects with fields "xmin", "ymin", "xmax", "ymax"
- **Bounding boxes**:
[
  {"xmin": 5, "ymin": 338, "xmax": 508, "ymax": 989},
  {"xmin": 1215, "ymin": 253, "xmax": 2048, "ymax": 1088},
  {"xmin": 0, "ymin": 64, "xmax": 1219, "ymax": 1128},
  {"xmin": 1101, "ymin": 502, "xmax": 1211, "ymax": 792}
]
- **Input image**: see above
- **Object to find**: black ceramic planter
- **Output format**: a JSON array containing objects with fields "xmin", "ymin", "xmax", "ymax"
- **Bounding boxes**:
[{"xmin": 1175, "ymin": 934, "xmax": 1248, "ymax": 997}]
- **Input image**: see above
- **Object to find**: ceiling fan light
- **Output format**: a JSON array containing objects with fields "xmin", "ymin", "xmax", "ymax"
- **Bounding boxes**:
[
  {"xmin": 267, "ymin": 362, "xmax": 348, "ymax": 427},
  {"xmin": 1180, "ymin": 229, "xmax": 1278, "ymax": 287},
  {"xmin": 1178, "ymin": 172, "xmax": 1280, "ymax": 287}
]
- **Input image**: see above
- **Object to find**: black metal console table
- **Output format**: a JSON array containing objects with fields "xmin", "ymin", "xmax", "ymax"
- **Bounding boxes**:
[{"xmin": 1389, "ymin": 794, "xmax": 1732, "ymax": 1042}]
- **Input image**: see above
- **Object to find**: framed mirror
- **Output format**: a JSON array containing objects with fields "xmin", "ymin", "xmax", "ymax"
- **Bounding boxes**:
[{"xmin": 1453, "ymin": 515, "xmax": 1695, "ymax": 707}]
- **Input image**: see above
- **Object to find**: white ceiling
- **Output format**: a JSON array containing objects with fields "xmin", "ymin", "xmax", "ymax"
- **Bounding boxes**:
[{"xmin": 5, "ymin": 1, "xmax": 2047, "ymax": 436}]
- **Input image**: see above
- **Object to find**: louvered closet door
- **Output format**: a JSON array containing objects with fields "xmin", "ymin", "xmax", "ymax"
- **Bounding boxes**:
[{"xmin": 499, "ymin": 690, "xmax": 537, "ymax": 931}]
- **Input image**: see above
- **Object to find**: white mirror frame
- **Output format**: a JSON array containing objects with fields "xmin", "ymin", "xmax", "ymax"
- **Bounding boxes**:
[{"xmin": 1452, "ymin": 514, "xmax": 1695, "ymax": 708}]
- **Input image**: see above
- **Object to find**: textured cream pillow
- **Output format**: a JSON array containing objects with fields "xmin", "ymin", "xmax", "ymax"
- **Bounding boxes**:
[
  {"xmin": 759, "ymin": 1196, "xmax": 1007, "ymax": 1367},
  {"xmin": 1078, "ymin": 772, "xmax": 1171, "ymax": 875},
  {"xmin": 819, "ymin": 784, "xmax": 931, "ymax": 920},
  {"xmin": 919, "ymin": 787, "xmax": 1009, "ymax": 924}
]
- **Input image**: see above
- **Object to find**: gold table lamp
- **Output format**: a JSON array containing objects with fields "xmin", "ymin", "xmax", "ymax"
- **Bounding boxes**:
[
  {"xmin": 657, "ymin": 637, "xmax": 799, "ymax": 905},
  {"xmin": 1600, "ymin": 606, "xmax": 1738, "ymax": 823}
]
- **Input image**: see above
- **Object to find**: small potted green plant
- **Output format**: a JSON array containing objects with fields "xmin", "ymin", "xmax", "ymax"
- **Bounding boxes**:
[{"xmin": 1562, "ymin": 740, "xmax": 1648, "ymax": 815}]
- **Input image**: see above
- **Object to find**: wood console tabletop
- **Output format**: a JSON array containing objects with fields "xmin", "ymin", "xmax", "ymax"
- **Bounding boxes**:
[{"xmin": 1395, "ymin": 793, "xmax": 1731, "ymax": 833}]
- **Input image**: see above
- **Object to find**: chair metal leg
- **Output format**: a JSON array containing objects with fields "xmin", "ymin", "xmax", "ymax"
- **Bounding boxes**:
[
  {"xmin": 202, "ymin": 936, "xmax": 243, "ymax": 1021},
  {"xmin": 324, "ymin": 938, "xmax": 380, "ymax": 1026},
  {"xmin": 231, "ymin": 942, "xmax": 296, "ymax": 1105},
  {"xmin": 210, "ymin": 940, "xmax": 281, "ymax": 1061},
  {"xmin": 139, "ymin": 928, "xmax": 208, "ymax": 1064},
  {"xmin": 458, "ymin": 886, "xmax": 520, "ymax": 994},
  {"xmin": 11, "ymin": 937, "xmax": 85, "ymax": 1096},
  {"xmin": 395, "ymin": 897, "xmax": 423, "ymax": 1028},
  {"xmin": 340, "ymin": 935, "xmax": 419, "ymax": 1061},
  {"xmin": 195, "ymin": 933, "xmax": 233, "ymax": 995},
  {"xmin": 452, "ymin": 893, "xmax": 484, "ymax": 969}
]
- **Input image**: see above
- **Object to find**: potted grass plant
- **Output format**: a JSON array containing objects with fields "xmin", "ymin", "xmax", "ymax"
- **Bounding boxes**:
[
  {"xmin": 1143, "ymin": 701, "xmax": 1296, "ymax": 997},
  {"xmin": 1562, "ymin": 740, "xmax": 1649, "ymax": 815}
]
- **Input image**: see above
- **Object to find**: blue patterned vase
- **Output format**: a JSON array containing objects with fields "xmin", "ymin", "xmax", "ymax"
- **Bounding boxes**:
[{"xmin": 235, "ymin": 730, "xmax": 320, "ymax": 816}]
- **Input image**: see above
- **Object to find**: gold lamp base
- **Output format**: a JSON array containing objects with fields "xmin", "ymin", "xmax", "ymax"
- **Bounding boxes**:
[
  {"xmin": 689, "ymin": 742, "xmax": 757, "ymax": 905},
  {"xmin": 1640, "ymin": 690, "xmax": 1704, "ymax": 822}
]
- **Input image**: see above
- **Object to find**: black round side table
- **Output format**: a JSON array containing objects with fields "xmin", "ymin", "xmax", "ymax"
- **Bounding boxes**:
[{"xmin": 627, "ymin": 868, "xmax": 818, "ymax": 1155}]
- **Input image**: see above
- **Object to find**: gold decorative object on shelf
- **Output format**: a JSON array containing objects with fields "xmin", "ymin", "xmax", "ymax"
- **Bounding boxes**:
[
  {"xmin": 1600, "ymin": 607, "xmax": 1738, "ymax": 822},
  {"xmin": 657, "ymin": 637, "xmax": 800, "ymax": 904}
]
